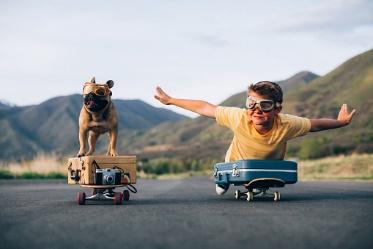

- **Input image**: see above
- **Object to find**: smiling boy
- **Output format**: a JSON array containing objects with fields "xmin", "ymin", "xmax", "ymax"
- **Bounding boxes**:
[{"xmin": 154, "ymin": 81, "xmax": 356, "ymax": 194}]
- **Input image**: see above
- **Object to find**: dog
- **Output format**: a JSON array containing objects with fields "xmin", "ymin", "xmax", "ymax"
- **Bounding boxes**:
[{"xmin": 77, "ymin": 77, "xmax": 118, "ymax": 157}]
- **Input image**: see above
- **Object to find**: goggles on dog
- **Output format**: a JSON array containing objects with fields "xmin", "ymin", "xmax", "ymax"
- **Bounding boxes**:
[
  {"xmin": 246, "ymin": 97, "xmax": 280, "ymax": 112},
  {"xmin": 83, "ymin": 83, "xmax": 110, "ymax": 96}
]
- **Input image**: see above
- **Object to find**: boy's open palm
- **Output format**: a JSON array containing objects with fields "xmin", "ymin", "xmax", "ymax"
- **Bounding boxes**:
[
  {"xmin": 337, "ymin": 104, "xmax": 356, "ymax": 126},
  {"xmin": 154, "ymin": 86, "xmax": 172, "ymax": 105}
]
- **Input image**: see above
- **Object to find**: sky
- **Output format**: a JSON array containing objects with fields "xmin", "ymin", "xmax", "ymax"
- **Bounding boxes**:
[{"xmin": 0, "ymin": 0, "xmax": 372, "ymax": 117}]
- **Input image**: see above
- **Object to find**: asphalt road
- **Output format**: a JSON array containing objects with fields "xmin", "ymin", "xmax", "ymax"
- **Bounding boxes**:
[{"xmin": 0, "ymin": 178, "xmax": 372, "ymax": 249}]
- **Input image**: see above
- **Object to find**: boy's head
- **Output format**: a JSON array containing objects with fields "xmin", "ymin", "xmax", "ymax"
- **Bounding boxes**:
[
  {"xmin": 246, "ymin": 81, "xmax": 283, "ymax": 128},
  {"xmin": 248, "ymin": 81, "xmax": 283, "ymax": 104}
]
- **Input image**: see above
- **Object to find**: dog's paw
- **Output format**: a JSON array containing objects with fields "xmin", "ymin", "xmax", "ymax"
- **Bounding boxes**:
[
  {"xmin": 77, "ymin": 151, "xmax": 85, "ymax": 157},
  {"xmin": 107, "ymin": 150, "xmax": 118, "ymax": 157}
]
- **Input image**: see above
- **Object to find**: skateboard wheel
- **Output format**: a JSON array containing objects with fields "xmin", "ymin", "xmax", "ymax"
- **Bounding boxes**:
[
  {"xmin": 234, "ymin": 190, "xmax": 241, "ymax": 200},
  {"xmin": 274, "ymin": 191, "xmax": 281, "ymax": 202},
  {"xmin": 77, "ymin": 192, "xmax": 86, "ymax": 205},
  {"xmin": 113, "ymin": 193, "xmax": 123, "ymax": 205},
  {"xmin": 123, "ymin": 190, "xmax": 130, "ymax": 201},
  {"xmin": 246, "ymin": 192, "xmax": 254, "ymax": 202}
]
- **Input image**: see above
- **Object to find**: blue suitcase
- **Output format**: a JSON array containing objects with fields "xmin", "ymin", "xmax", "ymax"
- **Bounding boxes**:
[
  {"xmin": 213, "ymin": 160, "xmax": 297, "ymax": 202},
  {"xmin": 214, "ymin": 159, "xmax": 297, "ymax": 186}
]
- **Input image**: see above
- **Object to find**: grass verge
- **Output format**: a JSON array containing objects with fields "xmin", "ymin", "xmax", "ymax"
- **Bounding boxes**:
[{"xmin": 1, "ymin": 153, "xmax": 372, "ymax": 181}]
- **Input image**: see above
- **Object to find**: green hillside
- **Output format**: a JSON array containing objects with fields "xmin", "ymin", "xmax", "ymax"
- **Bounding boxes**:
[
  {"xmin": 283, "ymin": 49, "xmax": 373, "ymax": 158},
  {"xmin": 120, "ymin": 71, "xmax": 321, "ymax": 166},
  {"xmin": 125, "ymin": 49, "xmax": 373, "ymax": 169},
  {"xmin": 0, "ymin": 95, "xmax": 188, "ymax": 160}
]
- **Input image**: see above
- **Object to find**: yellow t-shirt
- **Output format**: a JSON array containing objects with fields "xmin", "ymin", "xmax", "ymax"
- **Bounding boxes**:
[{"xmin": 215, "ymin": 106, "xmax": 311, "ymax": 162}]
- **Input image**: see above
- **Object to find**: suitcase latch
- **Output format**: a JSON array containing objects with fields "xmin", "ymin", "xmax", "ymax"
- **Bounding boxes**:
[
  {"xmin": 232, "ymin": 164, "xmax": 240, "ymax": 177},
  {"xmin": 213, "ymin": 167, "xmax": 218, "ymax": 177}
]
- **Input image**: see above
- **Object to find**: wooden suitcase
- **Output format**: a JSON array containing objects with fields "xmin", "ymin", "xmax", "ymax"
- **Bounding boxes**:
[{"xmin": 67, "ymin": 156, "xmax": 137, "ymax": 185}]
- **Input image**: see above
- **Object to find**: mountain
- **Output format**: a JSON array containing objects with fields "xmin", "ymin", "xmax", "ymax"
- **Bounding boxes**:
[
  {"xmin": 123, "ymin": 49, "xmax": 373, "ymax": 162},
  {"xmin": 0, "ymin": 100, "xmax": 12, "ymax": 110},
  {"xmin": 2, "ymin": 49, "xmax": 372, "ymax": 164},
  {"xmin": 283, "ymin": 49, "xmax": 373, "ymax": 158},
  {"xmin": 277, "ymin": 71, "xmax": 319, "ymax": 92},
  {"xmin": 119, "ymin": 71, "xmax": 321, "ymax": 161},
  {"xmin": 218, "ymin": 71, "xmax": 319, "ymax": 108},
  {"xmin": 0, "ymin": 95, "xmax": 188, "ymax": 160}
]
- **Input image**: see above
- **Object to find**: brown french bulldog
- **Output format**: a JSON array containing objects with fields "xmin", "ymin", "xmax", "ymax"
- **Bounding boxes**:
[{"xmin": 77, "ymin": 77, "xmax": 118, "ymax": 157}]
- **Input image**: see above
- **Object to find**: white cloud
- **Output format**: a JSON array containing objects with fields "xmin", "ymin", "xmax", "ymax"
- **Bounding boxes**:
[{"xmin": 272, "ymin": 0, "xmax": 373, "ymax": 34}]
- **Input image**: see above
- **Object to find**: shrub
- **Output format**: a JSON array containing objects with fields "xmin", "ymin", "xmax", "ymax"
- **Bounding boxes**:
[{"xmin": 0, "ymin": 169, "xmax": 14, "ymax": 179}]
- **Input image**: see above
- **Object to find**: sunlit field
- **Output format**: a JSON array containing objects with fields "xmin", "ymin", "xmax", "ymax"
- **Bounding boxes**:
[{"xmin": 298, "ymin": 153, "xmax": 373, "ymax": 181}]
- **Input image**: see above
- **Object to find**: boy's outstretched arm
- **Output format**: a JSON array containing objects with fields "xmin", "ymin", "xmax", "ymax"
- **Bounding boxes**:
[
  {"xmin": 310, "ymin": 104, "xmax": 356, "ymax": 132},
  {"xmin": 154, "ymin": 86, "xmax": 217, "ymax": 118}
]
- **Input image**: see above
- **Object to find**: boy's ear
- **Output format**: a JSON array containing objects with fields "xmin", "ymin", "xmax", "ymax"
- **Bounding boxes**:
[{"xmin": 275, "ymin": 105, "xmax": 282, "ymax": 114}]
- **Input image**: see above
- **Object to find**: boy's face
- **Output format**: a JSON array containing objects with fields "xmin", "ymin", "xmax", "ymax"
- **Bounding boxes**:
[{"xmin": 246, "ymin": 90, "xmax": 281, "ymax": 126}]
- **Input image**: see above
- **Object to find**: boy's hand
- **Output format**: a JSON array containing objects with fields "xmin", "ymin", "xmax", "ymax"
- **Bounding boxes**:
[
  {"xmin": 337, "ymin": 104, "xmax": 356, "ymax": 126},
  {"xmin": 154, "ymin": 86, "xmax": 172, "ymax": 105},
  {"xmin": 310, "ymin": 104, "xmax": 356, "ymax": 132}
]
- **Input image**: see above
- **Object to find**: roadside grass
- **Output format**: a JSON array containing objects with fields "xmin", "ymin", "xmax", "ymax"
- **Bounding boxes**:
[
  {"xmin": 298, "ymin": 153, "xmax": 373, "ymax": 181},
  {"xmin": 138, "ymin": 170, "xmax": 211, "ymax": 180},
  {"xmin": 0, "ymin": 154, "xmax": 66, "ymax": 179},
  {"xmin": 1, "ymin": 153, "xmax": 372, "ymax": 180}
]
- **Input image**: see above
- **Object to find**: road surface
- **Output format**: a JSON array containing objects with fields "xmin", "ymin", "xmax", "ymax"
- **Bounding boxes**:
[{"xmin": 0, "ymin": 178, "xmax": 372, "ymax": 249}]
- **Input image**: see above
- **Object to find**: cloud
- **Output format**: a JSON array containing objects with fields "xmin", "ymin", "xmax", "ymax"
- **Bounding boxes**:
[
  {"xmin": 274, "ymin": 0, "xmax": 373, "ymax": 34},
  {"xmin": 195, "ymin": 34, "xmax": 230, "ymax": 47}
]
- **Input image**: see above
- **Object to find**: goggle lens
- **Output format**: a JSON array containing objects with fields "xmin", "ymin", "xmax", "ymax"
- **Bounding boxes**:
[
  {"xmin": 246, "ymin": 97, "xmax": 276, "ymax": 112},
  {"xmin": 83, "ymin": 84, "xmax": 109, "ymax": 96}
]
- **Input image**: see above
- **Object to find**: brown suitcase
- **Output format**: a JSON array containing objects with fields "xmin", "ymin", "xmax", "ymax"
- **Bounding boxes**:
[{"xmin": 67, "ymin": 156, "xmax": 137, "ymax": 185}]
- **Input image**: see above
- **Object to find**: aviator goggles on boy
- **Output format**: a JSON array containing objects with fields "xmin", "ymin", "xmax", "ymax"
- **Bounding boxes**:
[
  {"xmin": 246, "ymin": 97, "xmax": 281, "ymax": 112},
  {"xmin": 83, "ymin": 83, "xmax": 111, "ymax": 96}
]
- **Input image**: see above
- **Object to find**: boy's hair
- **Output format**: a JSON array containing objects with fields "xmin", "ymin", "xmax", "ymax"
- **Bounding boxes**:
[{"xmin": 248, "ymin": 81, "xmax": 283, "ymax": 104}]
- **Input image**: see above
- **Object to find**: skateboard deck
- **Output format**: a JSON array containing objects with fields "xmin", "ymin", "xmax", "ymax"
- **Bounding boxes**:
[
  {"xmin": 245, "ymin": 178, "xmax": 285, "ymax": 190},
  {"xmin": 80, "ymin": 184, "xmax": 126, "ymax": 189}
]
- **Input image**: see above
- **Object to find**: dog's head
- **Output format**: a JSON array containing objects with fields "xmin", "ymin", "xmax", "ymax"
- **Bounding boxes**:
[{"xmin": 82, "ymin": 77, "xmax": 114, "ymax": 113}]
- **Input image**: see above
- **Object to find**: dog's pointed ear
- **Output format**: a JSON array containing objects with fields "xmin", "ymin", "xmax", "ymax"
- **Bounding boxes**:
[
  {"xmin": 106, "ymin": 80, "xmax": 114, "ymax": 88},
  {"xmin": 90, "ymin": 77, "xmax": 96, "ymax": 83}
]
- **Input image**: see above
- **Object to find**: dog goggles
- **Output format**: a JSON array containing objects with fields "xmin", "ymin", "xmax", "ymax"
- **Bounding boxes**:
[
  {"xmin": 246, "ymin": 97, "xmax": 280, "ymax": 112},
  {"xmin": 83, "ymin": 83, "xmax": 110, "ymax": 96}
]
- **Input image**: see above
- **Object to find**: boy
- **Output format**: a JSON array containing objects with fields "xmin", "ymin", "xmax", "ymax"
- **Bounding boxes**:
[{"xmin": 154, "ymin": 81, "xmax": 356, "ymax": 194}]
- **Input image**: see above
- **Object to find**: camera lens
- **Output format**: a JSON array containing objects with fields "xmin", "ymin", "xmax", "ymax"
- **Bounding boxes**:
[{"xmin": 106, "ymin": 175, "xmax": 113, "ymax": 183}]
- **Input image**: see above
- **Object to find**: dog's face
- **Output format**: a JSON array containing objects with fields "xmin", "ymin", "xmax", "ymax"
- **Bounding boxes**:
[{"xmin": 82, "ymin": 77, "xmax": 114, "ymax": 113}]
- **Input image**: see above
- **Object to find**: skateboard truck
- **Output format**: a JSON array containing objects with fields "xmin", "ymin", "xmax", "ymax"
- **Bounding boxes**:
[
  {"xmin": 234, "ymin": 178, "xmax": 284, "ymax": 202},
  {"xmin": 76, "ymin": 184, "xmax": 136, "ymax": 205}
]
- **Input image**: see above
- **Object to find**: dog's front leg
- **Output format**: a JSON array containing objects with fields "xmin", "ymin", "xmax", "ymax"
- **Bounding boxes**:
[
  {"xmin": 77, "ymin": 128, "xmax": 88, "ymax": 157},
  {"xmin": 86, "ymin": 131, "xmax": 98, "ymax": 156},
  {"xmin": 107, "ymin": 127, "xmax": 118, "ymax": 156}
]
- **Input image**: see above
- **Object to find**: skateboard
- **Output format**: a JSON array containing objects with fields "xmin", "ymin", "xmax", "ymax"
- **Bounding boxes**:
[
  {"xmin": 76, "ymin": 184, "xmax": 137, "ymax": 205},
  {"xmin": 234, "ymin": 178, "xmax": 285, "ymax": 202}
]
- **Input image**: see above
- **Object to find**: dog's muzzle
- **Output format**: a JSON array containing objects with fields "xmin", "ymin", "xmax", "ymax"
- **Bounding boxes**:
[{"xmin": 84, "ymin": 92, "xmax": 109, "ymax": 112}]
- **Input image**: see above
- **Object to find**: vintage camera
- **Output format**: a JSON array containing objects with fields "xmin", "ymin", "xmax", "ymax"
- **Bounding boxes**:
[{"xmin": 95, "ymin": 168, "xmax": 121, "ymax": 185}]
